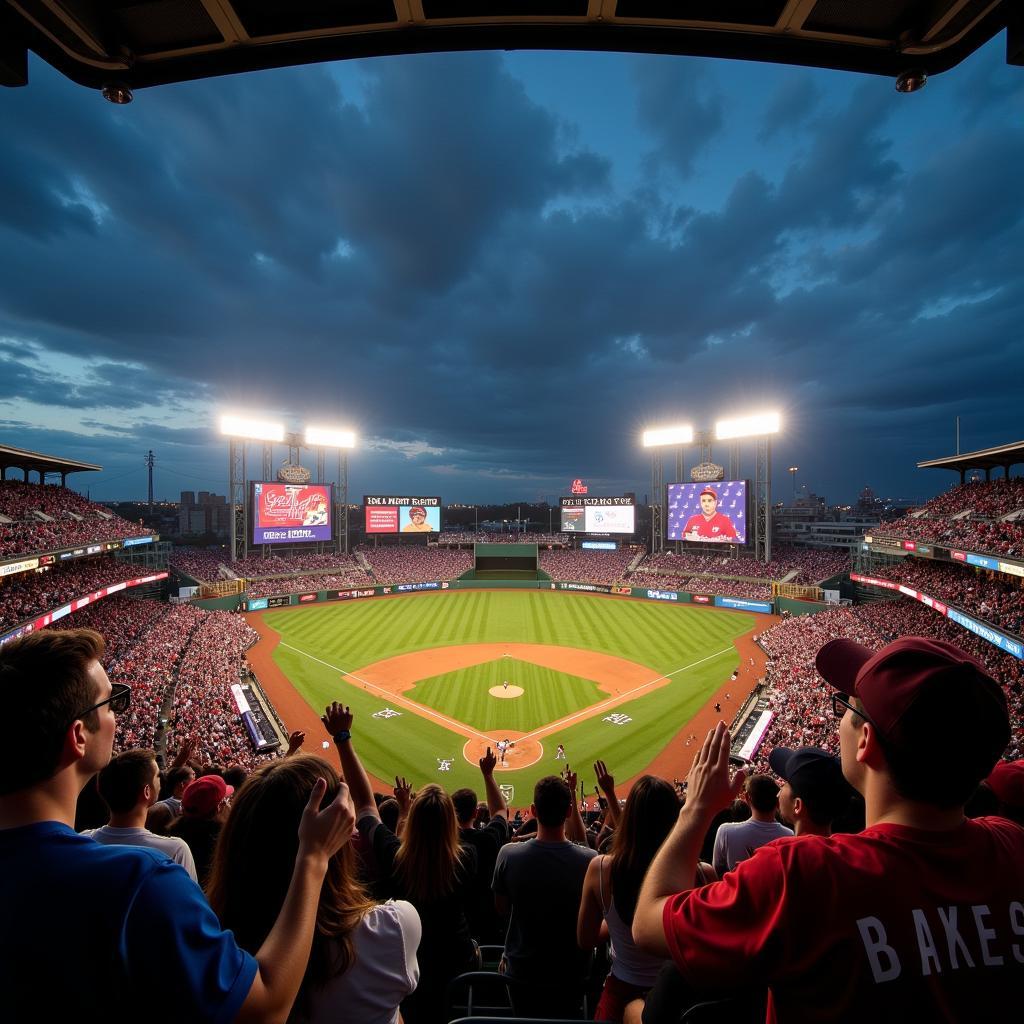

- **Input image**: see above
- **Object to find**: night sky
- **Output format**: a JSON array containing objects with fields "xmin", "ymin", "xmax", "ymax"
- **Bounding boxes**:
[{"xmin": 1, "ymin": 37, "xmax": 1021, "ymax": 505}]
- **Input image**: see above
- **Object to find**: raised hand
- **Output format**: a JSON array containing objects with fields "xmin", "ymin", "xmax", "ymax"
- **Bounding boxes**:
[
  {"xmin": 393, "ymin": 775, "xmax": 413, "ymax": 813},
  {"xmin": 321, "ymin": 702, "xmax": 353, "ymax": 737},
  {"xmin": 594, "ymin": 760, "xmax": 615, "ymax": 795},
  {"xmin": 297, "ymin": 776, "xmax": 355, "ymax": 863},
  {"xmin": 685, "ymin": 722, "xmax": 746, "ymax": 817},
  {"xmin": 285, "ymin": 730, "xmax": 306, "ymax": 756},
  {"xmin": 479, "ymin": 746, "xmax": 498, "ymax": 776},
  {"xmin": 563, "ymin": 765, "xmax": 579, "ymax": 793}
]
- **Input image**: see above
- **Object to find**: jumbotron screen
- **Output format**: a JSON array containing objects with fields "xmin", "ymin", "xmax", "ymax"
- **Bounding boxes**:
[
  {"xmin": 560, "ymin": 496, "xmax": 635, "ymax": 534},
  {"xmin": 251, "ymin": 482, "xmax": 332, "ymax": 545},
  {"xmin": 666, "ymin": 480, "xmax": 747, "ymax": 544},
  {"xmin": 364, "ymin": 495, "xmax": 442, "ymax": 534}
]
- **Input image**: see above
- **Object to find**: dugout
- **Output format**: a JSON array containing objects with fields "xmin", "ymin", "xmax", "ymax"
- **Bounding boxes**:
[{"xmin": 462, "ymin": 543, "xmax": 551, "ymax": 582}]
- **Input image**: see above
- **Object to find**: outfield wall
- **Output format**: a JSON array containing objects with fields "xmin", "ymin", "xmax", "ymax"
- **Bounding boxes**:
[{"xmin": 242, "ymin": 578, "xmax": 776, "ymax": 614}]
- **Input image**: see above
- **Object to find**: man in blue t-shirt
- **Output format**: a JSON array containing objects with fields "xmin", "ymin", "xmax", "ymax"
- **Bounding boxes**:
[{"xmin": 0, "ymin": 628, "xmax": 355, "ymax": 1024}]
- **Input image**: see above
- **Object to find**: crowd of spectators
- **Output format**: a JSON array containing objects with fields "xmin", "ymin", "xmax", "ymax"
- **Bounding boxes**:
[
  {"xmin": 640, "ymin": 546, "xmax": 850, "ymax": 584},
  {"xmin": 539, "ymin": 549, "xmax": 636, "ymax": 584},
  {"xmin": 437, "ymin": 532, "xmax": 568, "ymax": 545},
  {"xmin": 0, "ymin": 480, "xmax": 153, "ymax": 559},
  {"xmin": 873, "ymin": 479, "xmax": 1024, "ymax": 559},
  {"xmin": 246, "ymin": 568, "xmax": 374, "ymax": 599},
  {"xmin": 752, "ymin": 599, "xmax": 1024, "ymax": 771},
  {"xmin": 166, "ymin": 611, "xmax": 265, "ymax": 769},
  {"xmin": 359, "ymin": 545, "xmax": 474, "ymax": 584},
  {"xmin": 167, "ymin": 548, "xmax": 228, "ymax": 582},
  {"xmin": 0, "ymin": 557, "xmax": 153, "ymax": 632},
  {"xmin": 860, "ymin": 558, "xmax": 1024, "ymax": 636},
  {"xmin": 625, "ymin": 572, "xmax": 773, "ymax": 599}
]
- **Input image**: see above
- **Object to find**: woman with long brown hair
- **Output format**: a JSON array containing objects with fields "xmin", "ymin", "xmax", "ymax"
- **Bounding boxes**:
[
  {"xmin": 207, "ymin": 754, "xmax": 421, "ymax": 1024},
  {"xmin": 324, "ymin": 703, "xmax": 479, "ymax": 1024},
  {"xmin": 577, "ymin": 772, "xmax": 716, "ymax": 1022}
]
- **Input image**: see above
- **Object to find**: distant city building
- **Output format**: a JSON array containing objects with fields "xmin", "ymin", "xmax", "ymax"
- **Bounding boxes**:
[{"xmin": 177, "ymin": 490, "xmax": 230, "ymax": 538}]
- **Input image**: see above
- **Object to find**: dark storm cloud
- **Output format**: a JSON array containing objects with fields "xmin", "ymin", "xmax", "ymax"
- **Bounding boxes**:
[
  {"xmin": 631, "ymin": 59, "xmax": 724, "ymax": 179},
  {"xmin": 0, "ymin": 43, "xmax": 1021, "ymax": 504}
]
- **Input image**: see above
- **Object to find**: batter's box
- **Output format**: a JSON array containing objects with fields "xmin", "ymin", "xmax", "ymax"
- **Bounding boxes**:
[{"xmin": 373, "ymin": 707, "xmax": 402, "ymax": 719}]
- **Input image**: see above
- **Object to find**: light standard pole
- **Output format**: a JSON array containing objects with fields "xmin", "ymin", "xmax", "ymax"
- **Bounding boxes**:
[{"xmin": 788, "ymin": 466, "xmax": 799, "ymax": 501}]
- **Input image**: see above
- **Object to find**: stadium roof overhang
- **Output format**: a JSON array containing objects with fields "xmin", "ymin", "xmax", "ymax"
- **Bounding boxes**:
[
  {"xmin": 917, "ymin": 440, "xmax": 1024, "ymax": 475},
  {"xmin": 1, "ymin": 0, "xmax": 1021, "ymax": 93},
  {"xmin": 0, "ymin": 443, "xmax": 102, "ymax": 477}
]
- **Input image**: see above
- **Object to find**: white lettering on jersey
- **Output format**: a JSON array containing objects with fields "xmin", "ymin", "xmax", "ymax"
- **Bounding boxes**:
[
  {"xmin": 857, "ymin": 916, "xmax": 901, "ymax": 982},
  {"xmin": 1009, "ymin": 902, "xmax": 1024, "ymax": 964},
  {"xmin": 937, "ymin": 906, "xmax": 975, "ymax": 969},
  {"xmin": 972, "ymin": 905, "xmax": 1003, "ymax": 967},
  {"xmin": 912, "ymin": 910, "xmax": 942, "ymax": 976}
]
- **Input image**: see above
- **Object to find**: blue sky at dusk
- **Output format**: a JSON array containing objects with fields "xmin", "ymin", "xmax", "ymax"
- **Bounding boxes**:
[{"xmin": 1, "ymin": 37, "xmax": 1021, "ymax": 504}]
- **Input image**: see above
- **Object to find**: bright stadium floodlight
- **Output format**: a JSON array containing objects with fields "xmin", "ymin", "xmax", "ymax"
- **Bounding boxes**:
[
  {"xmin": 305, "ymin": 426, "xmax": 356, "ymax": 449},
  {"xmin": 714, "ymin": 411, "xmax": 781, "ymax": 441},
  {"xmin": 642, "ymin": 425, "xmax": 694, "ymax": 448},
  {"xmin": 219, "ymin": 415, "xmax": 285, "ymax": 443}
]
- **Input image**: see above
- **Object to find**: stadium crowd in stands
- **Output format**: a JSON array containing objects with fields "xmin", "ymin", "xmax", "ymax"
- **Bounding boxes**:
[
  {"xmin": 872, "ymin": 479, "xmax": 1024, "ymax": 559},
  {"xmin": 861, "ymin": 558, "xmax": 1024, "ymax": 635},
  {"xmin": 640, "ymin": 546, "xmax": 850, "ymax": 584},
  {"xmin": 0, "ymin": 557, "xmax": 153, "ymax": 632},
  {"xmin": 437, "ymin": 532, "xmax": 568, "ymax": 545},
  {"xmin": 0, "ymin": 480, "xmax": 152, "ymax": 559},
  {"xmin": 246, "ymin": 569, "xmax": 372, "ymax": 599},
  {"xmin": 625, "ymin": 572, "xmax": 773, "ymax": 599},
  {"xmin": 358, "ymin": 545, "xmax": 473, "ymax": 584},
  {"xmin": 539, "ymin": 549, "xmax": 636, "ymax": 584}
]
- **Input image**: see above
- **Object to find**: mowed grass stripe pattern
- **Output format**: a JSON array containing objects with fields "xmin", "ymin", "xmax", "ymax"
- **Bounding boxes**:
[
  {"xmin": 266, "ymin": 590, "xmax": 748, "ymax": 675},
  {"xmin": 265, "ymin": 591, "xmax": 754, "ymax": 792},
  {"xmin": 411, "ymin": 659, "xmax": 604, "ymax": 732}
]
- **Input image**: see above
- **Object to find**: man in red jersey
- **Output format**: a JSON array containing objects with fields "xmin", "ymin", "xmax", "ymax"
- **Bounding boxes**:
[
  {"xmin": 682, "ymin": 487, "xmax": 738, "ymax": 542},
  {"xmin": 633, "ymin": 636, "xmax": 1024, "ymax": 1023}
]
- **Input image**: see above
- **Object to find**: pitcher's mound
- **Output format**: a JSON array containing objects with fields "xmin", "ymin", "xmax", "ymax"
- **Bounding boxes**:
[{"xmin": 489, "ymin": 685, "xmax": 524, "ymax": 698}]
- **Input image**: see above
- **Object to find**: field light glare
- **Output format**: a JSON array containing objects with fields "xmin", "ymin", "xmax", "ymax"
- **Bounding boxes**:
[
  {"xmin": 305, "ymin": 426, "xmax": 356, "ymax": 449},
  {"xmin": 642, "ymin": 425, "xmax": 694, "ymax": 448},
  {"xmin": 715, "ymin": 412, "xmax": 781, "ymax": 441},
  {"xmin": 219, "ymin": 415, "xmax": 285, "ymax": 443}
]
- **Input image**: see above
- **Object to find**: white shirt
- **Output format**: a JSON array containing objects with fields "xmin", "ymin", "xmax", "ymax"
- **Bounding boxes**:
[
  {"xmin": 82, "ymin": 825, "xmax": 198, "ymax": 882},
  {"xmin": 307, "ymin": 900, "xmax": 421, "ymax": 1024},
  {"xmin": 712, "ymin": 818, "xmax": 793, "ymax": 874}
]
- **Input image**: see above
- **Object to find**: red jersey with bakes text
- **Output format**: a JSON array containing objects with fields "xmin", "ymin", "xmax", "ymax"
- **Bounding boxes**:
[
  {"xmin": 682, "ymin": 512, "xmax": 738, "ymax": 540},
  {"xmin": 662, "ymin": 817, "xmax": 1024, "ymax": 1023}
]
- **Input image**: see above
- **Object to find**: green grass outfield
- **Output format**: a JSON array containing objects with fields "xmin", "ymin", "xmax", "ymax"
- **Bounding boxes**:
[{"xmin": 265, "ymin": 590, "xmax": 753, "ymax": 796}]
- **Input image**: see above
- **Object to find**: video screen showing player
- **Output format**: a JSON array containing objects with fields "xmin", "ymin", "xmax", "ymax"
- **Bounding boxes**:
[
  {"xmin": 401, "ymin": 505, "xmax": 434, "ymax": 532},
  {"xmin": 667, "ymin": 481, "xmax": 747, "ymax": 544}
]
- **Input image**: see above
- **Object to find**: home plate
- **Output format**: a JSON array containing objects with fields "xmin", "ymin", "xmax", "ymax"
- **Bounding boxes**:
[{"xmin": 489, "ymin": 685, "xmax": 524, "ymax": 698}]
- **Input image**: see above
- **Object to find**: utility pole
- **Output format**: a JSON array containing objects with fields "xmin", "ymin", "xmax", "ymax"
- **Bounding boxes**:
[{"xmin": 145, "ymin": 450, "xmax": 155, "ymax": 515}]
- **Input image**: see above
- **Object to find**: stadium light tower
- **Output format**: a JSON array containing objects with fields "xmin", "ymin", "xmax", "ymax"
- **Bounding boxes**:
[
  {"xmin": 304, "ymin": 426, "xmax": 357, "ymax": 555},
  {"xmin": 715, "ymin": 411, "xmax": 781, "ymax": 563},
  {"xmin": 220, "ymin": 414, "xmax": 286, "ymax": 563},
  {"xmin": 788, "ymin": 466, "xmax": 799, "ymax": 500},
  {"xmin": 642, "ymin": 424, "xmax": 693, "ymax": 555}
]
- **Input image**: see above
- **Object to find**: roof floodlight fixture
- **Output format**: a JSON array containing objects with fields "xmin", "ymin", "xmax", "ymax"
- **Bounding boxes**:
[
  {"xmin": 642, "ymin": 425, "xmax": 694, "ymax": 448},
  {"xmin": 219, "ymin": 415, "xmax": 285, "ymax": 443},
  {"xmin": 895, "ymin": 69, "xmax": 927, "ymax": 93},
  {"xmin": 305, "ymin": 426, "xmax": 356, "ymax": 449},
  {"xmin": 715, "ymin": 411, "xmax": 781, "ymax": 441}
]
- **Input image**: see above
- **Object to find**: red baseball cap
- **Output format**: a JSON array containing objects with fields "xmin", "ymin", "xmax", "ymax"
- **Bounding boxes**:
[
  {"xmin": 409, "ymin": 506, "xmax": 427, "ymax": 516},
  {"xmin": 986, "ymin": 759, "xmax": 1024, "ymax": 807},
  {"xmin": 699, "ymin": 487, "xmax": 718, "ymax": 500},
  {"xmin": 181, "ymin": 775, "xmax": 233, "ymax": 816},
  {"xmin": 816, "ymin": 635, "xmax": 1008, "ymax": 769}
]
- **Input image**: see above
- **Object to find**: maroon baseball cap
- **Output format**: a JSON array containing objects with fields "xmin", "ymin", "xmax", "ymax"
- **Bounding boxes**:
[
  {"xmin": 816, "ymin": 635, "xmax": 1008, "ymax": 767},
  {"xmin": 181, "ymin": 775, "xmax": 233, "ymax": 816}
]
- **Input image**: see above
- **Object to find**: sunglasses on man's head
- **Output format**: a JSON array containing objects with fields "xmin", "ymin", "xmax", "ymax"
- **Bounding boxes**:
[{"xmin": 72, "ymin": 682, "xmax": 132, "ymax": 724}]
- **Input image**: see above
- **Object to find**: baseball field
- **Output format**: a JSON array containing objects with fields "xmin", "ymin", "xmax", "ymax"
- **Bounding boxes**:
[{"xmin": 248, "ymin": 590, "xmax": 761, "ymax": 799}]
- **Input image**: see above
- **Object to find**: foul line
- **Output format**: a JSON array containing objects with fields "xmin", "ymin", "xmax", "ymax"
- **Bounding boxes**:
[
  {"xmin": 516, "ymin": 646, "xmax": 735, "ymax": 741},
  {"xmin": 279, "ymin": 642, "xmax": 494, "ymax": 742}
]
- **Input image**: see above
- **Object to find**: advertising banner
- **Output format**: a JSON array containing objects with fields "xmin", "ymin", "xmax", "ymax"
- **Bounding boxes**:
[
  {"xmin": 267, "ymin": 595, "xmax": 292, "ymax": 608},
  {"xmin": 966, "ymin": 553, "xmax": 1000, "ymax": 570},
  {"xmin": 556, "ymin": 581, "xmax": 612, "ymax": 594},
  {"xmin": 559, "ymin": 496, "xmax": 635, "ymax": 534},
  {"xmin": 123, "ymin": 536, "xmax": 154, "ymax": 547},
  {"xmin": 247, "ymin": 597, "xmax": 269, "ymax": 611},
  {"xmin": 582, "ymin": 541, "xmax": 618, "ymax": 550},
  {"xmin": 0, "ymin": 557, "xmax": 39, "ymax": 578},
  {"xmin": 999, "ymin": 561, "xmax": 1024, "ymax": 577},
  {"xmin": 364, "ymin": 495, "xmax": 442, "ymax": 534},
  {"xmin": 715, "ymin": 596, "xmax": 773, "ymax": 614},
  {"xmin": 666, "ymin": 481, "xmax": 747, "ymax": 544},
  {"xmin": 645, "ymin": 589, "xmax": 679, "ymax": 602},
  {"xmin": 397, "ymin": 581, "xmax": 441, "ymax": 592},
  {"xmin": 252, "ymin": 482, "xmax": 333, "ymax": 545},
  {"xmin": 947, "ymin": 609, "xmax": 1024, "ymax": 659}
]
